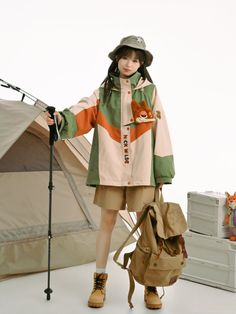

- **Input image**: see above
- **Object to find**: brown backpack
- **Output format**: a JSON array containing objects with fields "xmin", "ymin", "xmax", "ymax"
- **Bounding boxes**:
[{"xmin": 113, "ymin": 191, "xmax": 188, "ymax": 308}]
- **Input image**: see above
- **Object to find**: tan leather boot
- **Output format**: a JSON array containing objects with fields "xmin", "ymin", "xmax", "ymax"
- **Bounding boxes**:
[
  {"xmin": 88, "ymin": 272, "xmax": 108, "ymax": 308},
  {"xmin": 144, "ymin": 286, "xmax": 162, "ymax": 309}
]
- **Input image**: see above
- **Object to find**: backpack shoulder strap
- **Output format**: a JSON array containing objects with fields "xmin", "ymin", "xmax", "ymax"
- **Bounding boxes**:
[
  {"xmin": 127, "ymin": 268, "xmax": 135, "ymax": 308},
  {"xmin": 113, "ymin": 204, "xmax": 150, "ymax": 267},
  {"xmin": 113, "ymin": 205, "xmax": 150, "ymax": 309}
]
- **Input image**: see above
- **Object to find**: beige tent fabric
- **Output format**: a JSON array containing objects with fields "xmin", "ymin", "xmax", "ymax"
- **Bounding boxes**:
[
  {"xmin": 0, "ymin": 100, "xmax": 42, "ymax": 159},
  {"xmin": 0, "ymin": 172, "xmax": 89, "ymax": 242},
  {"xmin": 0, "ymin": 129, "xmax": 61, "ymax": 172},
  {"xmin": 0, "ymin": 101, "xmax": 134, "ymax": 280}
]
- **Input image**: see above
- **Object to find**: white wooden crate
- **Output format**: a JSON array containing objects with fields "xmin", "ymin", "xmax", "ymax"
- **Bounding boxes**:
[
  {"xmin": 187, "ymin": 191, "xmax": 230, "ymax": 238},
  {"xmin": 181, "ymin": 231, "xmax": 236, "ymax": 292}
]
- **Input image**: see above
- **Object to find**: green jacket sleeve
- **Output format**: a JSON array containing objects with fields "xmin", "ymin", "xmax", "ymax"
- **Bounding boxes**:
[
  {"xmin": 152, "ymin": 88, "xmax": 175, "ymax": 184},
  {"xmin": 58, "ymin": 109, "xmax": 78, "ymax": 140}
]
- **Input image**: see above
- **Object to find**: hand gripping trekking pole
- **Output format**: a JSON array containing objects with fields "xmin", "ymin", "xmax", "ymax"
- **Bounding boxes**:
[{"xmin": 44, "ymin": 106, "xmax": 58, "ymax": 300}]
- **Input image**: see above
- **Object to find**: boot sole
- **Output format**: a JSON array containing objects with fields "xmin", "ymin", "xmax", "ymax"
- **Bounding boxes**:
[
  {"xmin": 145, "ymin": 303, "xmax": 162, "ymax": 309},
  {"xmin": 145, "ymin": 297, "xmax": 162, "ymax": 309},
  {"xmin": 88, "ymin": 302, "xmax": 104, "ymax": 308}
]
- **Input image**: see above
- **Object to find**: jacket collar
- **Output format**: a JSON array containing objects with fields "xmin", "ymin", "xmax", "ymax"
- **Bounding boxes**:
[{"xmin": 110, "ymin": 71, "xmax": 142, "ymax": 90}]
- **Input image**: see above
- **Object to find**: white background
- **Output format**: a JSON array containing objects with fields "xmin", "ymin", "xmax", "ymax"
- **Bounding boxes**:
[{"xmin": 1, "ymin": 0, "xmax": 236, "ymax": 212}]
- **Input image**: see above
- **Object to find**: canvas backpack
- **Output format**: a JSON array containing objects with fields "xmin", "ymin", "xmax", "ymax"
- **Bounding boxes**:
[{"xmin": 113, "ymin": 190, "xmax": 188, "ymax": 308}]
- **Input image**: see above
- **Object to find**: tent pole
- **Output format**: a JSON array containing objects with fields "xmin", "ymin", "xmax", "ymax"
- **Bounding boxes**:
[
  {"xmin": 0, "ymin": 78, "xmax": 38, "ymax": 103},
  {"xmin": 44, "ymin": 106, "xmax": 58, "ymax": 300}
]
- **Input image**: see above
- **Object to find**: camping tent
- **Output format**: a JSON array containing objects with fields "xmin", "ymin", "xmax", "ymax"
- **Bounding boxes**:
[{"xmin": 0, "ymin": 98, "xmax": 134, "ymax": 280}]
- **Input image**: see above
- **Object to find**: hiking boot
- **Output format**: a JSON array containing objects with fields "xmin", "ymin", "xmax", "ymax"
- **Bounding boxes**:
[
  {"xmin": 88, "ymin": 272, "xmax": 108, "ymax": 308},
  {"xmin": 144, "ymin": 286, "xmax": 162, "ymax": 309}
]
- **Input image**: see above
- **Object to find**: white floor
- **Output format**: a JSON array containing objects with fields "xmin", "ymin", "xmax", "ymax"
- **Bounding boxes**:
[{"xmin": 0, "ymin": 244, "xmax": 235, "ymax": 314}]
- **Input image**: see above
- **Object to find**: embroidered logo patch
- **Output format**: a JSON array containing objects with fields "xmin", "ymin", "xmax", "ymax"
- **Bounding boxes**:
[
  {"xmin": 136, "ymin": 37, "xmax": 143, "ymax": 43},
  {"xmin": 131, "ymin": 100, "xmax": 155, "ymax": 123}
]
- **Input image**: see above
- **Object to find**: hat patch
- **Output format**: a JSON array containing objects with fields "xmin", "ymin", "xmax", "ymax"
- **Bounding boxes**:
[{"xmin": 136, "ymin": 37, "xmax": 143, "ymax": 43}]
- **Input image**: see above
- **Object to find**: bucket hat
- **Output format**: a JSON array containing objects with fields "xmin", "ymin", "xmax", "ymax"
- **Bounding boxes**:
[{"xmin": 108, "ymin": 35, "xmax": 153, "ymax": 67}]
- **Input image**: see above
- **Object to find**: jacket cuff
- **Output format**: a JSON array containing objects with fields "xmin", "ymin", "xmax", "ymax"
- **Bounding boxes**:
[
  {"xmin": 156, "ymin": 177, "xmax": 172, "ymax": 184},
  {"xmin": 58, "ymin": 113, "xmax": 65, "ymax": 133}
]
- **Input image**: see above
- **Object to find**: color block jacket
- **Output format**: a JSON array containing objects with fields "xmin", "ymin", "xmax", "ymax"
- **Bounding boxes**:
[{"xmin": 58, "ymin": 72, "xmax": 175, "ymax": 187}]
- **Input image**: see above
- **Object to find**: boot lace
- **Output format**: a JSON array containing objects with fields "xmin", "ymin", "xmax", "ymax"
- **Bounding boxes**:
[
  {"xmin": 146, "ymin": 286, "xmax": 157, "ymax": 294},
  {"xmin": 93, "ymin": 275, "xmax": 106, "ymax": 292},
  {"xmin": 146, "ymin": 286, "xmax": 165, "ymax": 299}
]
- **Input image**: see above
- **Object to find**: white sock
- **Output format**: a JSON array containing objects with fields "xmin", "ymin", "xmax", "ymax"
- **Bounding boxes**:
[{"xmin": 96, "ymin": 268, "xmax": 106, "ymax": 274}]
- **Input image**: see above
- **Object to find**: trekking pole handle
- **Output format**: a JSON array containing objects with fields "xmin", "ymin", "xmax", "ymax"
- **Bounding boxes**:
[
  {"xmin": 47, "ymin": 106, "xmax": 55, "ymax": 119},
  {"xmin": 46, "ymin": 106, "xmax": 58, "ymax": 145}
]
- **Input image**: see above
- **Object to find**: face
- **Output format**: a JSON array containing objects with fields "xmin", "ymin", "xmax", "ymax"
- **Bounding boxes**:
[{"xmin": 117, "ymin": 51, "xmax": 142, "ymax": 78}]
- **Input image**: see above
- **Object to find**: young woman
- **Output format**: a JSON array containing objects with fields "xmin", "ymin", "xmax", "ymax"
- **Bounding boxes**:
[{"xmin": 45, "ymin": 35, "xmax": 175, "ymax": 310}]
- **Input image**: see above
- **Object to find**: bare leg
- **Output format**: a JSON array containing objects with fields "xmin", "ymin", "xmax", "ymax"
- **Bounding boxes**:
[
  {"xmin": 96, "ymin": 208, "xmax": 119, "ymax": 269},
  {"xmin": 88, "ymin": 208, "xmax": 119, "ymax": 308}
]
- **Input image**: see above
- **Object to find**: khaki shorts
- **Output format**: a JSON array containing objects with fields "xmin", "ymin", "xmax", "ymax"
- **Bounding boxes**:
[{"xmin": 94, "ymin": 185, "xmax": 155, "ymax": 212}]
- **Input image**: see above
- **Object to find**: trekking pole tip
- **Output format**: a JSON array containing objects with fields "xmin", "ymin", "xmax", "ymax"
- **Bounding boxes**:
[{"xmin": 44, "ymin": 288, "xmax": 53, "ymax": 301}]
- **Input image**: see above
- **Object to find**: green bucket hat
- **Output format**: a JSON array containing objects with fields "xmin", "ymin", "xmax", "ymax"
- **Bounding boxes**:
[{"xmin": 108, "ymin": 35, "xmax": 153, "ymax": 67}]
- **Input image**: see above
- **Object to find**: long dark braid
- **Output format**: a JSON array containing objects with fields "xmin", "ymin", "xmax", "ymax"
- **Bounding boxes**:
[
  {"xmin": 101, "ymin": 46, "xmax": 153, "ymax": 103},
  {"xmin": 102, "ymin": 61, "xmax": 119, "ymax": 104}
]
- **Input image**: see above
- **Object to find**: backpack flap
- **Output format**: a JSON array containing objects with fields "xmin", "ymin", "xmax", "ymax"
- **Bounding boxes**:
[
  {"xmin": 154, "ymin": 190, "xmax": 188, "ymax": 239},
  {"xmin": 159, "ymin": 202, "xmax": 187, "ymax": 238}
]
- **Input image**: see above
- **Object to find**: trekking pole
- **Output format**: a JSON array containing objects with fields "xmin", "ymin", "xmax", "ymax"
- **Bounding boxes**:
[{"xmin": 44, "ymin": 106, "xmax": 58, "ymax": 301}]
